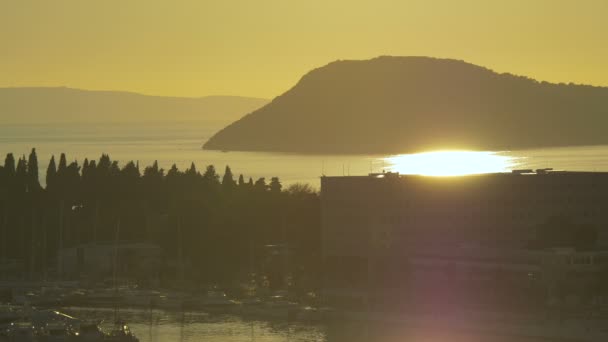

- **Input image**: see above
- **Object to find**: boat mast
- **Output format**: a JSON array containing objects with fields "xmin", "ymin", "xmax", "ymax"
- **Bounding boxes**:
[
  {"xmin": 177, "ymin": 215, "xmax": 184, "ymax": 286},
  {"xmin": 1, "ymin": 204, "xmax": 6, "ymax": 278},
  {"xmin": 29, "ymin": 208, "xmax": 36, "ymax": 280},
  {"xmin": 93, "ymin": 200, "xmax": 99, "ymax": 243},
  {"xmin": 113, "ymin": 218, "xmax": 121, "ymax": 321},
  {"xmin": 58, "ymin": 200, "xmax": 64, "ymax": 278}
]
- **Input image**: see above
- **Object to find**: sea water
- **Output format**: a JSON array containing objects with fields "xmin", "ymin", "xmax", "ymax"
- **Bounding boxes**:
[{"xmin": 1, "ymin": 121, "xmax": 608, "ymax": 188}]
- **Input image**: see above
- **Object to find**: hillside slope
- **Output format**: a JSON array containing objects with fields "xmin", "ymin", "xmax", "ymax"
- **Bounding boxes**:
[{"xmin": 203, "ymin": 56, "xmax": 608, "ymax": 154}]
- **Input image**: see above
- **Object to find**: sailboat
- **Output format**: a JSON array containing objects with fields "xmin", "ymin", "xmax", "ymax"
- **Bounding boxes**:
[{"xmin": 155, "ymin": 215, "xmax": 186, "ymax": 311}]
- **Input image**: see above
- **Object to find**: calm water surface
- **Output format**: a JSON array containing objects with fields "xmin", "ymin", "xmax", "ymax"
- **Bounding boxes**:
[
  {"xmin": 2, "ymin": 122, "xmax": 608, "ymax": 187},
  {"xmin": 62, "ymin": 307, "xmax": 564, "ymax": 342},
  {"xmin": 63, "ymin": 307, "xmax": 325, "ymax": 342}
]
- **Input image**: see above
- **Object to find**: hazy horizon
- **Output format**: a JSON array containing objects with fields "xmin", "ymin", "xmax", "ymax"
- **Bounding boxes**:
[
  {"xmin": 0, "ymin": 87, "xmax": 269, "ymax": 124},
  {"xmin": 4, "ymin": 52, "xmax": 608, "ymax": 100},
  {"xmin": 2, "ymin": 4, "xmax": 608, "ymax": 342},
  {"xmin": 2, "ymin": 1, "xmax": 608, "ymax": 98},
  {"xmin": 0, "ymin": 85, "xmax": 270, "ymax": 101}
]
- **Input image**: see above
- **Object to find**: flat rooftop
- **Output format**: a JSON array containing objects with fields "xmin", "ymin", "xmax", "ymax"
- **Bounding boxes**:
[{"xmin": 322, "ymin": 168, "xmax": 608, "ymax": 180}]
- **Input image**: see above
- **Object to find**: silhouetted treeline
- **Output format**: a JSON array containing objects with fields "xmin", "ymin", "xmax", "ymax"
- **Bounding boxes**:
[{"xmin": 0, "ymin": 148, "xmax": 320, "ymax": 288}]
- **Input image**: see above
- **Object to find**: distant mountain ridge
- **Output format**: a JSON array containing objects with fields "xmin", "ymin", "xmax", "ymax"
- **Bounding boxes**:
[
  {"xmin": 203, "ymin": 56, "xmax": 608, "ymax": 154},
  {"xmin": 0, "ymin": 87, "xmax": 268, "ymax": 124}
]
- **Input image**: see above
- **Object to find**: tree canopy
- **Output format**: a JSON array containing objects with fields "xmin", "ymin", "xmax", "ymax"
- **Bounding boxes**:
[{"xmin": 0, "ymin": 150, "xmax": 320, "ymax": 290}]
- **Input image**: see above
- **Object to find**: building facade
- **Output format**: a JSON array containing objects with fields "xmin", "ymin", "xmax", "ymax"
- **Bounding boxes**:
[{"xmin": 321, "ymin": 170, "xmax": 608, "ymax": 307}]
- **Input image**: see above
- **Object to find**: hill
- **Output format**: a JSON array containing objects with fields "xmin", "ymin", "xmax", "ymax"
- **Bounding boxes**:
[
  {"xmin": 203, "ymin": 56, "xmax": 608, "ymax": 154},
  {"xmin": 0, "ymin": 87, "xmax": 268, "ymax": 124}
]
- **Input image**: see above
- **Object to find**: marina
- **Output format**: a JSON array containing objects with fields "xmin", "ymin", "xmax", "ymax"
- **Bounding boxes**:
[{"xmin": 3, "ymin": 282, "xmax": 608, "ymax": 341}]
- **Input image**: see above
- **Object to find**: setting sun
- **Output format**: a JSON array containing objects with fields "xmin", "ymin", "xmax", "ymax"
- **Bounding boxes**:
[
  {"xmin": 384, "ymin": 150, "xmax": 517, "ymax": 176},
  {"xmin": 1, "ymin": 1, "xmax": 606, "ymax": 340}
]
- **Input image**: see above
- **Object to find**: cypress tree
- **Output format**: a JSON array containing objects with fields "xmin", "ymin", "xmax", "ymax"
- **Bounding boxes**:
[
  {"xmin": 167, "ymin": 164, "xmax": 179, "ymax": 177},
  {"xmin": 222, "ymin": 166, "xmax": 235, "ymax": 189},
  {"xmin": 46, "ymin": 156, "xmax": 57, "ymax": 191},
  {"xmin": 98, "ymin": 154, "xmax": 111, "ymax": 172},
  {"xmin": 238, "ymin": 174, "xmax": 245, "ymax": 186},
  {"xmin": 121, "ymin": 161, "xmax": 140, "ymax": 178},
  {"xmin": 55, "ymin": 153, "xmax": 68, "ymax": 199},
  {"xmin": 109, "ymin": 161, "xmax": 120, "ymax": 176},
  {"xmin": 87, "ymin": 160, "xmax": 97, "ymax": 184},
  {"xmin": 65, "ymin": 161, "xmax": 81, "ymax": 201},
  {"xmin": 269, "ymin": 177, "xmax": 282, "ymax": 193},
  {"xmin": 16, "ymin": 156, "xmax": 27, "ymax": 175},
  {"xmin": 4, "ymin": 153, "xmax": 15, "ymax": 177},
  {"xmin": 186, "ymin": 162, "xmax": 197, "ymax": 176},
  {"xmin": 82, "ymin": 158, "xmax": 89, "ymax": 178},
  {"xmin": 203, "ymin": 165, "xmax": 219, "ymax": 184},
  {"xmin": 58, "ymin": 153, "xmax": 67, "ymax": 174},
  {"xmin": 27, "ymin": 148, "xmax": 40, "ymax": 190},
  {"xmin": 144, "ymin": 161, "xmax": 161, "ymax": 178},
  {"xmin": 0, "ymin": 166, "xmax": 4, "ymax": 198},
  {"xmin": 16, "ymin": 156, "xmax": 27, "ymax": 192},
  {"xmin": 254, "ymin": 177, "xmax": 267, "ymax": 191}
]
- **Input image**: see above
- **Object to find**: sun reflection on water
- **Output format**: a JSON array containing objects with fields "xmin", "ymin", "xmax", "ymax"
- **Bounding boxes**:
[{"xmin": 383, "ymin": 150, "xmax": 518, "ymax": 176}]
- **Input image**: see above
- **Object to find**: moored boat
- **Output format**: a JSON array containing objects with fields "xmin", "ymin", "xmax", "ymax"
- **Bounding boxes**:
[{"xmin": 0, "ymin": 309, "xmax": 139, "ymax": 342}]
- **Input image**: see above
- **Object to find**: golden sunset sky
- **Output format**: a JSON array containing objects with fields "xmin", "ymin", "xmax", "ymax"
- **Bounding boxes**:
[{"xmin": 1, "ymin": 0, "xmax": 606, "ymax": 98}]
